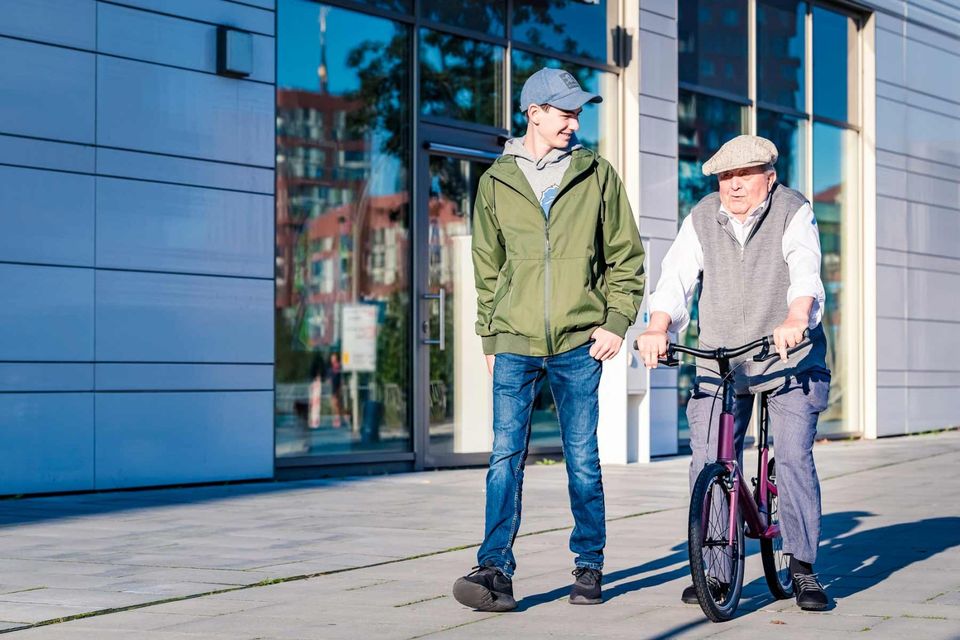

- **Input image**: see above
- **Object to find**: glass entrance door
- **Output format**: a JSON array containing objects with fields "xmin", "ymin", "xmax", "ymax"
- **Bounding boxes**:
[
  {"xmin": 415, "ymin": 130, "xmax": 564, "ymax": 468},
  {"xmin": 418, "ymin": 139, "xmax": 496, "ymax": 466}
]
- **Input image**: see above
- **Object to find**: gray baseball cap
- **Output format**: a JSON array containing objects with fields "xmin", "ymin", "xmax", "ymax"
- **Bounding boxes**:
[{"xmin": 519, "ymin": 67, "xmax": 602, "ymax": 113}]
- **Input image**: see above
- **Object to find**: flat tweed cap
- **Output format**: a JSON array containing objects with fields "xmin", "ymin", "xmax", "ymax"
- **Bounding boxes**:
[{"xmin": 702, "ymin": 135, "xmax": 778, "ymax": 176}]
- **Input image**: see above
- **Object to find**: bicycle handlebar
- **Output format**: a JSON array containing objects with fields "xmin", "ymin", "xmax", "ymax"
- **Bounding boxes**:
[{"xmin": 634, "ymin": 329, "xmax": 812, "ymax": 368}]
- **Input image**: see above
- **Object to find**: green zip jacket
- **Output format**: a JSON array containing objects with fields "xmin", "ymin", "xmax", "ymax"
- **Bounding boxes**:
[{"xmin": 472, "ymin": 147, "xmax": 645, "ymax": 356}]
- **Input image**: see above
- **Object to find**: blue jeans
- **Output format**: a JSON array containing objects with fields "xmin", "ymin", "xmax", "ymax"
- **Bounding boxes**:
[{"xmin": 477, "ymin": 342, "xmax": 605, "ymax": 577}]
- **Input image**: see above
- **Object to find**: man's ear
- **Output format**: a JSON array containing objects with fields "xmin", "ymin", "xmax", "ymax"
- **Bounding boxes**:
[
  {"xmin": 527, "ymin": 104, "xmax": 541, "ymax": 125},
  {"xmin": 767, "ymin": 169, "xmax": 777, "ymax": 190}
]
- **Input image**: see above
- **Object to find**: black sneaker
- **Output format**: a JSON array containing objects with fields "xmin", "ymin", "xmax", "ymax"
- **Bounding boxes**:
[
  {"xmin": 569, "ymin": 567, "xmax": 602, "ymax": 605},
  {"xmin": 793, "ymin": 573, "xmax": 829, "ymax": 611},
  {"xmin": 681, "ymin": 577, "xmax": 727, "ymax": 604},
  {"xmin": 452, "ymin": 566, "xmax": 517, "ymax": 612}
]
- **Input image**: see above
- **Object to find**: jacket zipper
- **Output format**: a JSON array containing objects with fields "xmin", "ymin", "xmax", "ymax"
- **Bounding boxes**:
[{"xmin": 544, "ymin": 221, "xmax": 554, "ymax": 354}]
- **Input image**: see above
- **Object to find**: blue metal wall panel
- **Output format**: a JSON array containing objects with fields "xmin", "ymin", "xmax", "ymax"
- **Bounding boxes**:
[
  {"xmin": 0, "ymin": 166, "xmax": 95, "ymax": 267},
  {"xmin": 0, "ymin": 265, "xmax": 94, "ymax": 361},
  {"xmin": 0, "ymin": 134, "xmax": 95, "ymax": 173},
  {"xmin": 97, "ymin": 56, "xmax": 274, "ymax": 166},
  {"xmin": 96, "ymin": 364, "xmax": 273, "ymax": 391},
  {"xmin": 96, "ymin": 149, "xmax": 274, "ymax": 194},
  {"xmin": 94, "ymin": 391, "xmax": 274, "ymax": 489},
  {"xmin": 95, "ymin": 271, "xmax": 273, "ymax": 363},
  {"xmin": 0, "ymin": 37, "xmax": 95, "ymax": 143},
  {"xmin": 96, "ymin": 177, "xmax": 273, "ymax": 278},
  {"xmin": 0, "ymin": 393, "xmax": 95, "ymax": 494},
  {"xmin": 0, "ymin": 0, "xmax": 95, "ymax": 49},
  {"xmin": 98, "ymin": 3, "xmax": 275, "ymax": 83},
  {"xmin": 0, "ymin": 364, "xmax": 94, "ymax": 392},
  {"xmin": 103, "ymin": 0, "xmax": 275, "ymax": 37}
]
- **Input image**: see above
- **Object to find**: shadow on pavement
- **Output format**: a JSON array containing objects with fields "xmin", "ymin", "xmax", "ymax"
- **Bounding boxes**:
[{"xmin": 519, "ymin": 509, "xmax": 956, "ymax": 619}]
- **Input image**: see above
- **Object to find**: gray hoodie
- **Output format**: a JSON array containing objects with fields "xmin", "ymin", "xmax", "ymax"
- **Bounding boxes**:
[{"xmin": 502, "ymin": 136, "xmax": 582, "ymax": 218}]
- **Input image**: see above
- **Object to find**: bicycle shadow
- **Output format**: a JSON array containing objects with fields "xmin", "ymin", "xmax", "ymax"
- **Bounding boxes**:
[
  {"xmin": 739, "ymin": 511, "xmax": 960, "ymax": 611},
  {"xmin": 517, "ymin": 510, "xmax": 912, "ymax": 612}
]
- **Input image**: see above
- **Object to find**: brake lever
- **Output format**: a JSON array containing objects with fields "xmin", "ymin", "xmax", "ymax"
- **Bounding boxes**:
[
  {"xmin": 753, "ymin": 329, "xmax": 812, "ymax": 362},
  {"xmin": 658, "ymin": 345, "xmax": 679, "ymax": 368}
]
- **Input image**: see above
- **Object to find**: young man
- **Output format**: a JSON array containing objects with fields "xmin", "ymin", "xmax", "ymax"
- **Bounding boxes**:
[
  {"xmin": 452, "ymin": 68, "xmax": 645, "ymax": 612},
  {"xmin": 637, "ymin": 135, "xmax": 831, "ymax": 611}
]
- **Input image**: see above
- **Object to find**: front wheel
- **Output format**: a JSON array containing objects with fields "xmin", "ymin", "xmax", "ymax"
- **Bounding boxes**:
[
  {"xmin": 760, "ymin": 458, "xmax": 794, "ymax": 599},
  {"xmin": 688, "ymin": 463, "xmax": 745, "ymax": 622}
]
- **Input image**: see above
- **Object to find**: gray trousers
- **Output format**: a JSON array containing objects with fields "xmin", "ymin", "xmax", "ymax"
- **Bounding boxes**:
[{"xmin": 687, "ymin": 368, "xmax": 831, "ymax": 565}]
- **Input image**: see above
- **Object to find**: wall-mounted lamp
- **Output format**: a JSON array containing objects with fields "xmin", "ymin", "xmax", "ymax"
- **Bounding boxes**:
[{"xmin": 216, "ymin": 26, "xmax": 252, "ymax": 78}]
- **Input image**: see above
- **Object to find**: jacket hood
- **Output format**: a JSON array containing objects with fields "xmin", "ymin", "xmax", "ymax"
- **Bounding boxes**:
[{"xmin": 501, "ymin": 136, "xmax": 582, "ymax": 170}]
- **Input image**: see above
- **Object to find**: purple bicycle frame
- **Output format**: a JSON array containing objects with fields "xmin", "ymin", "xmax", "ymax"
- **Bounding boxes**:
[{"xmin": 710, "ymin": 403, "xmax": 779, "ymax": 543}]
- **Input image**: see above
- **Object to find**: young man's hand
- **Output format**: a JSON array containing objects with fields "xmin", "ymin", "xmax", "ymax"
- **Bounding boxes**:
[
  {"xmin": 589, "ymin": 327, "xmax": 623, "ymax": 361},
  {"xmin": 485, "ymin": 354, "xmax": 495, "ymax": 375}
]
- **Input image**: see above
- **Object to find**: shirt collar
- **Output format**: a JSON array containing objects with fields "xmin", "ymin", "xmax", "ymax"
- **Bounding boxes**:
[{"xmin": 719, "ymin": 197, "xmax": 770, "ymax": 223}]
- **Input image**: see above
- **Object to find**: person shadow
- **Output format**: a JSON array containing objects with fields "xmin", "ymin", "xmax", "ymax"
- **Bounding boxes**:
[{"xmin": 517, "ymin": 510, "xmax": 960, "ymax": 617}]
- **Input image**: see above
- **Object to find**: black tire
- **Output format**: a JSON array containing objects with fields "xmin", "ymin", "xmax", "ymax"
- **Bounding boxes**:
[
  {"xmin": 688, "ymin": 462, "xmax": 745, "ymax": 622},
  {"xmin": 760, "ymin": 458, "xmax": 794, "ymax": 600}
]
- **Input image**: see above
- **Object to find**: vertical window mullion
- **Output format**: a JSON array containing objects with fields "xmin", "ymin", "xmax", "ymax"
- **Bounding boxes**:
[
  {"xmin": 804, "ymin": 2, "xmax": 814, "ymax": 200},
  {"xmin": 748, "ymin": 0, "xmax": 757, "ymax": 135}
]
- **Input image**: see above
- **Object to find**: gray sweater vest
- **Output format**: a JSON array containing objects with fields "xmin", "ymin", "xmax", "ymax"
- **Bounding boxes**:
[{"xmin": 689, "ymin": 183, "xmax": 829, "ymax": 394}]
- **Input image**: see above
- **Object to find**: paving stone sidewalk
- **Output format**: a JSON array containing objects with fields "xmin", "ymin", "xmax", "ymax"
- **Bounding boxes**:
[{"xmin": 1, "ymin": 431, "xmax": 958, "ymax": 639}]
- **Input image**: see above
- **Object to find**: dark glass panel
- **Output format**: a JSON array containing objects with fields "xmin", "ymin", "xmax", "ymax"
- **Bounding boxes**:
[
  {"xmin": 678, "ymin": 0, "xmax": 749, "ymax": 96},
  {"xmin": 276, "ymin": 0, "xmax": 412, "ymax": 457},
  {"xmin": 421, "ymin": 0, "xmax": 505, "ymax": 37},
  {"xmin": 420, "ymin": 29, "xmax": 505, "ymax": 128},
  {"xmin": 757, "ymin": 0, "xmax": 805, "ymax": 111},
  {"xmin": 757, "ymin": 109, "xmax": 806, "ymax": 191},
  {"xmin": 512, "ymin": 0, "xmax": 616, "ymax": 63}
]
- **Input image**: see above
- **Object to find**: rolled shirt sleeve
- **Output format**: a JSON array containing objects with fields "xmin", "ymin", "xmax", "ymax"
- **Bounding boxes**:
[
  {"xmin": 647, "ymin": 215, "xmax": 704, "ymax": 334},
  {"xmin": 782, "ymin": 202, "xmax": 825, "ymax": 328}
]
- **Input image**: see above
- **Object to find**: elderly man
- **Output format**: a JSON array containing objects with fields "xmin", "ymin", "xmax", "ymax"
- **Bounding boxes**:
[{"xmin": 637, "ymin": 135, "xmax": 831, "ymax": 611}]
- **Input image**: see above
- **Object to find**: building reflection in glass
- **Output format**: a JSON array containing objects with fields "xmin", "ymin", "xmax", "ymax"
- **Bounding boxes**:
[{"xmin": 275, "ymin": 0, "xmax": 412, "ymax": 457}]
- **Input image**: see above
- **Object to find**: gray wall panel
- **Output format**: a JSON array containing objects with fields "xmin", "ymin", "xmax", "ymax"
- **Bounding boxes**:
[
  {"xmin": 94, "ymin": 391, "xmax": 273, "ymax": 489},
  {"xmin": 0, "ymin": 37, "xmax": 95, "ymax": 143},
  {"xmin": 0, "ymin": 134, "xmax": 95, "ymax": 173},
  {"xmin": 0, "ymin": 0, "xmax": 95, "ymax": 49},
  {"xmin": 98, "ymin": 3, "xmax": 275, "ymax": 83},
  {"xmin": 104, "ymin": 0, "xmax": 275, "ymax": 35},
  {"xmin": 95, "ymin": 271, "xmax": 273, "ymax": 363},
  {"xmin": 0, "ymin": 265, "xmax": 94, "ymax": 361},
  {"xmin": 97, "ymin": 56, "xmax": 274, "ymax": 166},
  {"xmin": 0, "ymin": 166, "xmax": 95, "ymax": 267},
  {"xmin": 96, "ymin": 363, "xmax": 273, "ymax": 390},
  {"xmin": 0, "ymin": 393, "xmax": 94, "ymax": 495},
  {"xmin": 96, "ymin": 177, "xmax": 273, "ymax": 278},
  {"xmin": 97, "ymin": 148, "xmax": 274, "ymax": 193},
  {"xmin": 0, "ymin": 364, "xmax": 93, "ymax": 392}
]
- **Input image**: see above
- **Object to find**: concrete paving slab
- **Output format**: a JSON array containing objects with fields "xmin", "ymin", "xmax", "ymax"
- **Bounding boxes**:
[{"xmin": 0, "ymin": 431, "xmax": 956, "ymax": 638}]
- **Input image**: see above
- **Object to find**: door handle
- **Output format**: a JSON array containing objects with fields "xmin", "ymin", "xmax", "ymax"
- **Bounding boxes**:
[{"xmin": 421, "ymin": 288, "xmax": 446, "ymax": 350}]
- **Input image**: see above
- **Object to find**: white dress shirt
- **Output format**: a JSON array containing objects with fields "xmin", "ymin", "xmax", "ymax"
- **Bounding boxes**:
[{"xmin": 648, "ymin": 199, "xmax": 825, "ymax": 333}]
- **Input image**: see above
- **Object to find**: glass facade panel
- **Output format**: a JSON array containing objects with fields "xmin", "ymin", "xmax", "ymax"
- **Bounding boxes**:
[
  {"xmin": 757, "ymin": 0, "xmax": 805, "ymax": 112},
  {"xmin": 512, "ymin": 0, "xmax": 617, "ymax": 64},
  {"xmin": 813, "ymin": 6, "xmax": 858, "ymax": 124},
  {"xmin": 512, "ymin": 52, "xmax": 620, "ymax": 166},
  {"xmin": 813, "ymin": 122, "xmax": 858, "ymax": 434},
  {"xmin": 421, "ymin": 0, "xmax": 505, "ymax": 37},
  {"xmin": 276, "ymin": 1, "xmax": 412, "ymax": 457},
  {"xmin": 677, "ymin": 90, "xmax": 747, "ymax": 444},
  {"xmin": 678, "ymin": 0, "xmax": 749, "ymax": 96},
  {"xmin": 420, "ymin": 29, "xmax": 505, "ymax": 128},
  {"xmin": 757, "ymin": 109, "xmax": 807, "ymax": 191}
]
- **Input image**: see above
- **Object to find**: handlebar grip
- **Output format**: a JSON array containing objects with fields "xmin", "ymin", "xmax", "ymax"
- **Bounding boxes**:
[{"xmin": 753, "ymin": 328, "xmax": 812, "ymax": 362}]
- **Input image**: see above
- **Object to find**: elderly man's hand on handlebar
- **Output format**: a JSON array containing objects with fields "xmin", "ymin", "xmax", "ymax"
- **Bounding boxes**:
[
  {"xmin": 772, "ymin": 318, "xmax": 808, "ymax": 362},
  {"xmin": 636, "ymin": 329, "xmax": 669, "ymax": 369}
]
